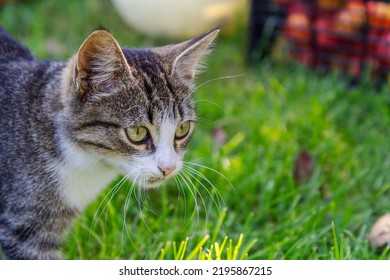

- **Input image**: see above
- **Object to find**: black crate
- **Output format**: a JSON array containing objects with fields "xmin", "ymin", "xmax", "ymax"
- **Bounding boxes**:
[{"xmin": 248, "ymin": 0, "xmax": 390, "ymax": 82}]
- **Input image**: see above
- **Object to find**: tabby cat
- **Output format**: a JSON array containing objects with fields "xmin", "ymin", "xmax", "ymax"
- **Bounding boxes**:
[{"xmin": 0, "ymin": 25, "xmax": 219, "ymax": 259}]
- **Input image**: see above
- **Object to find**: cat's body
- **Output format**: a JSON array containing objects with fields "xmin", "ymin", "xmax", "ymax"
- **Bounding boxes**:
[{"xmin": 0, "ymin": 25, "xmax": 218, "ymax": 259}]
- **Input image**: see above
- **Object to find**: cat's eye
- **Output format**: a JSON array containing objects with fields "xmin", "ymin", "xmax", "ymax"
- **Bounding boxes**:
[
  {"xmin": 126, "ymin": 126, "xmax": 148, "ymax": 144},
  {"xmin": 175, "ymin": 121, "xmax": 192, "ymax": 140}
]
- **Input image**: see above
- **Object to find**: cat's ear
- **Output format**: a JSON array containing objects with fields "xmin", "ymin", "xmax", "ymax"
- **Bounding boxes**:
[
  {"xmin": 75, "ymin": 30, "xmax": 131, "ymax": 98},
  {"xmin": 170, "ymin": 28, "xmax": 219, "ymax": 84}
]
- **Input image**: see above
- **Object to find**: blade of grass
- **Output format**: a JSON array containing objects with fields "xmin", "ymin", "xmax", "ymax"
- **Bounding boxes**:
[
  {"xmin": 186, "ymin": 235, "xmax": 210, "ymax": 260},
  {"xmin": 332, "ymin": 221, "xmax": 340, "ymax": 260}
]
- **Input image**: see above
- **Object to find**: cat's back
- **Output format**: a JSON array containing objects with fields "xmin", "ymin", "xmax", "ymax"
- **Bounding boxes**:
[
  {"xmin": 0, "ymin": 25, "xmax": 35, "ymax": 62},
  {"xmin": 0, "ymin": 26, "xmax": 66, "ymax": 173},
  {"xmin": 0, "ymin": 58, "xmax": 65, "ymax": 147},
  {"xmin": 0, "ymin": 25, "xmax": 65, "ymax": 111},
  {"xmin": 0, "ymin": 25, "xmax": 45, "ymax": 109}
]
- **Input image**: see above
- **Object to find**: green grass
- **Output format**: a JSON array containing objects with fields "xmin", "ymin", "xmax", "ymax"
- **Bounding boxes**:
[{"xmin": 2, "ymin": 0, "xmax": 390, "ymax": 260}]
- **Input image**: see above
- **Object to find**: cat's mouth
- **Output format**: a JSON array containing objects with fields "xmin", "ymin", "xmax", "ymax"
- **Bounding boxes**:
[
  {"xmin": 148, "ymin": 177, "xmax": 163, "ymax": 184},
  {"xmin": 144, "ymin": 176, "xmax": 165, "ymax": 188}
]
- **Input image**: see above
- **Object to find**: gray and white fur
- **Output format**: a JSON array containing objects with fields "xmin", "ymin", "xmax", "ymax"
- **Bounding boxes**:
[{"xmin": 0, "ymin": 25, "xmax": 219, "ymax": 259}]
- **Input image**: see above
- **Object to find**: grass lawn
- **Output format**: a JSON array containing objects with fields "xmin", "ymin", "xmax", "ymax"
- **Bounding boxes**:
[{"xmin": 1, "ymin": 0, "xmax": 390, "ymax": 260}]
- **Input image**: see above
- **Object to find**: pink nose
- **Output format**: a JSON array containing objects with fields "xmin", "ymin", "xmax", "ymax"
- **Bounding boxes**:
[{"xmin": 158, "ymin": 165, "xmax": 176, "ymax": 176}]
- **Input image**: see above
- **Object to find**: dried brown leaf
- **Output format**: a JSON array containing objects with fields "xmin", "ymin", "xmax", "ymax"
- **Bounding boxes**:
[{"xmin": 293, "ymin": 149, "xmax": 315, "ymax": 185}]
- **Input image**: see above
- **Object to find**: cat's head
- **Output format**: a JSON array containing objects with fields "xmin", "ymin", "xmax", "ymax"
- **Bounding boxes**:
[{"xmin": 61, "ymin": 28, "xmax": 219, "ymax": 189}]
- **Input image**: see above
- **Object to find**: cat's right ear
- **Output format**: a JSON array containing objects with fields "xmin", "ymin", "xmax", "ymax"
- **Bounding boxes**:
[
  {"xmin": 170, "ymin": 27, "xmax": 220, "ymax": 84},
  {"xmin": 74, "ymin": 30, "xmax": 131, "ymax": 99}
]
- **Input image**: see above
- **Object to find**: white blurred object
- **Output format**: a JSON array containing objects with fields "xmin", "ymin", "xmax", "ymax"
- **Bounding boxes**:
[{"xmin": 111, "ymin": 0, "xmax": 245, "ymax": 38}]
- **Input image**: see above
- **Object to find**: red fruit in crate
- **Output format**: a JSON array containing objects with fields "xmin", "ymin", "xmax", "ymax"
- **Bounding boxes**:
[
  {"xmin": 367, "ymin": 29, "xmax": 382, "ymax": 69},
  {"xmin": 367, "ymin": 2, "xmax": 390, "ymax": 28},
  {"xmin": 284, "ymin": 3, "xmax": 311, "ymax": 44},
  {"xmin": 376, "ymin": 31, "xmax": 390, "ymax": 66},
  {"xmin": 367, "ymin": 2, "xmax": 379, "ymax": 27},
  {"xmin": 334, "ymin": 4, "xmax": 365, "ymax": 55},
  {"xmin": 368, "ymin": 29, "xmax": 382, "ymax": 52},
  {"xmin": 315, "ymin": 16, "xmax": 336, "ymax": 50},
  {"xmin": 334, "ymin": 9, "xmax": 355, "ymax": 34},
  {"xmin": 347, "ymin": 1, "xmax": 366, "ymax": 25},
  {"xmin": 334, "ymin": 5, "xmax": 365, "ymax": 34}
]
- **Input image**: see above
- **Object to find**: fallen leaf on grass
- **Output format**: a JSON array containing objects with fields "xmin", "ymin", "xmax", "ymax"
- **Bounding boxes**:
[
  {"xmin": 293, "ymin": 149, "xmax": 315, "ymax": 185},
  {"xmin": 368, "ymin": 213, "xmax": 390, "ymax": 248}
]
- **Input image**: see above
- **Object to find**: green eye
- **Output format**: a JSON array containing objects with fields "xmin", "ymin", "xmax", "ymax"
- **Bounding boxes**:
[
  {"xmin": 126, "ymin": 126, "xmax": 148, "ymax": 144},
  {"xmin": 175, "ymin": 121, "xmax": 191, "ymax": 139}
]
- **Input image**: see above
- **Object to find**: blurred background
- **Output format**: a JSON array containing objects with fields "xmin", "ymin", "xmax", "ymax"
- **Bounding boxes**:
[
  {"xmin": 249, "ymin": 0, "xmax": 390, "ymax": 85},
  {"xmin": 1, "ymin": 0, "xmax": 390, "ymax": 260}
]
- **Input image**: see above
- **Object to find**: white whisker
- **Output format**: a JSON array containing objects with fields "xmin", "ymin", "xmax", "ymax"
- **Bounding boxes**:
[
  {"xmin": 182, "ymin": 165, "xmax": 224, "ymax": 216},
  {"xmin": 176, "ymin": 172, "xmax": 200, "ymax": 236},
  {"xmin": 186, "ymin": 73, "xmax": 247, "ymax": 101},
  {"xmin": 193, "ymin": 99, "xmax": 225, "ymax": 111},
  {"xmin": 179, "ymin": 171, "xmax": 209, "ymax": 235},
  {"xmin": 89, "ymin": 175, "xmax": 129, "ymax": 246},
  {"xmin": 174, "ymin": 176, "xmax": 188, "ymax": 223},
  {"xmin": 174, "ymin": 174, "xmax": 200, "ymax": 232},
  {"xmin": 184, "ymin": 161, "xmax": 235, "ymax": 192},
  {"xmin": 194, "ymin": 117, "xmax": 213, "ymax": 124},
  {"xmin": 122, "ymin": 177, "xmax": 141, "ymax": 258},
  {"xmin": 183, "ymin": 164, "xmax": 225, "ymax": 205},
  {"xmin": 136, "ymin": 178, "xmax": 160, "ymax": 240}
]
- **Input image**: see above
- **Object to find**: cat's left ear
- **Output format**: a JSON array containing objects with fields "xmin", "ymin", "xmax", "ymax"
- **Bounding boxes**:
[
  {"xmin": 74, "ymin": 30, "xmax": 131, "ymax": 99},
  {"xmin": 167, "ymin": 27, "xmax": 220, "ymax": 84}
]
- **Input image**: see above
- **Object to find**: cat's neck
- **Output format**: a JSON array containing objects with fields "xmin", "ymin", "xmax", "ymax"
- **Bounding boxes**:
[{"xmin": 55, "ymin": 138, "xmax": 119, "ymax": 211}]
